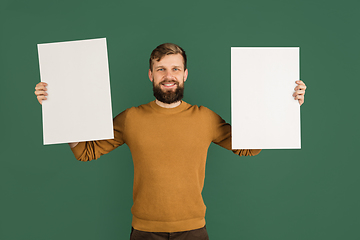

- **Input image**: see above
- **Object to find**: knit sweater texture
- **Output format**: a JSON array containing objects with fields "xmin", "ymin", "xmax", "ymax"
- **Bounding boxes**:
[{"xmin": 71, "ymin": 100, "xmax": 261, "ymax": 232}]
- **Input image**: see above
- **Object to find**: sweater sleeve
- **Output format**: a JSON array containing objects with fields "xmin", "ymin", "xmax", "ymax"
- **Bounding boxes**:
[
  {"xmin": 70, "ymin": 109, "xmax": 128, "ymax": 161},
  {"xmin": 207, "ymin": 108, "xmax": 262, "ymax": 157}
]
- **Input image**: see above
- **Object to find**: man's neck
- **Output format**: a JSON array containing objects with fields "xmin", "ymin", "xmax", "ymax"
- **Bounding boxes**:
[{"xmin": 155, "ymin": 99, "xmax": 181, "ymax": 108}]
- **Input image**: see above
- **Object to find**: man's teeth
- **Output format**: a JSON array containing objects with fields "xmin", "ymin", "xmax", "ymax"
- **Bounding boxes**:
[{"xmin": 164, "ymin": 83, "xmax": 175, "ymax": 86}]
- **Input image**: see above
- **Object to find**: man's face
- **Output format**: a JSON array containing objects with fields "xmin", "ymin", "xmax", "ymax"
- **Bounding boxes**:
[{"xmin": 149, "ymin": 54, "xmax": 188, "ymax": 104}]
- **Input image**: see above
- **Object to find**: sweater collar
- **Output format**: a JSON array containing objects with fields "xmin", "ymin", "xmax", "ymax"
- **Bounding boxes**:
[{"xmin": 149, "ymin": 100, "xmax": 189, "ymax": 114}]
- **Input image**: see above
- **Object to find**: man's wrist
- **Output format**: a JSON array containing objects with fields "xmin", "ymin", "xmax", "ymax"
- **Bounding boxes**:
[{"xmin": 68, "ymin": 142, "xmax": 79, "ymax": 148}]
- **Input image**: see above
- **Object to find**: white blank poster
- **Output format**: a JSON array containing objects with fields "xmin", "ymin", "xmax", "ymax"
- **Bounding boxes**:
[
  {"xmin": 231, "ymin": 47, "xmax": 300, "ymax": 149},
  {"xmin": 38, "ymin": 38, "xmax": 114, "ymax": 145}
]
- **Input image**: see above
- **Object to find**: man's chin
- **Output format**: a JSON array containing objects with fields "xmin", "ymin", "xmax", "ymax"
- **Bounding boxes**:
[{"xmin": 153, "ymin": 85, "xmax": 184, "ymax": 104}]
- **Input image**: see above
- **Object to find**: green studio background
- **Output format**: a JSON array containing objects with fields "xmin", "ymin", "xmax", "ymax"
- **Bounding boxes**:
[{"xmin": 1, "ymin": 0, "xmax": 359, "ymax": 239}]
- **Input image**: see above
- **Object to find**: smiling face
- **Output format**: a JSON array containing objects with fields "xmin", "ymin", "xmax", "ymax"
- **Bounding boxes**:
[{"xmin": 149, "ymin": 53, "xmax": 188, "ymax": 104}]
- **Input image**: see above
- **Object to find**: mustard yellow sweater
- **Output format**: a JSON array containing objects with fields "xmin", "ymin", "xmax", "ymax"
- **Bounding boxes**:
[{"xmin": 71, "ymin": 100, "xmax": 261, "ymax": 232}]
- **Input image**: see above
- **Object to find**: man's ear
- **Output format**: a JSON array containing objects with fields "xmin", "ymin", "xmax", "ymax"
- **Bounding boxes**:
[
  {"xmin": 184, "ymin": 69, "xmax": 188, "ymax": 82},
  {"xmin": 148, "ymin": 69, "xmax": 153, "ymax": 82}
]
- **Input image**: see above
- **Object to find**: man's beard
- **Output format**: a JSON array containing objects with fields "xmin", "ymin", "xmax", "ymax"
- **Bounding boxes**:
[{"xmin": 152, "ymin": 80, "xmax": 184, "ymax": 104}]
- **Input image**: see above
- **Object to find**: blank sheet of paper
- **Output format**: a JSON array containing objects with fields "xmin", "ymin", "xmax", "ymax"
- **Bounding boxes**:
[
  {"xmin": 231, "ymin": 47, "xmax": 300, "ymax": 149},
  {"xmin": 38, "ymin": 38, "xmax": 114, "ymax": 145}
]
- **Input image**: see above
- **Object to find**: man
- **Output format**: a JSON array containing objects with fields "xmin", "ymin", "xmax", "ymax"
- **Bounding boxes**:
[{"xmin": 34, "ymin": 43, "xmax": 307, "ymax": 239}]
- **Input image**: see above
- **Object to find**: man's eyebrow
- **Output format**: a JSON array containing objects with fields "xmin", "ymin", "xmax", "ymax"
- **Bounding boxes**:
[{"xmin": 155, "ymin": 65, "xmax": 182, "ymax": 69}]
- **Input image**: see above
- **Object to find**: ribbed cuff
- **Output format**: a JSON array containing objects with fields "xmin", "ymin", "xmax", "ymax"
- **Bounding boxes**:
[{"xmin": 70, "ymin": 141, "xmax": 86, "ymax": 160}]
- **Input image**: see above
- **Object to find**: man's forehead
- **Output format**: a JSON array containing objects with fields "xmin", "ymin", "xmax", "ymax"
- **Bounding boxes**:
[{"xmin": 153, "ymin": 54, "xmax": 184, "ymax": 66}]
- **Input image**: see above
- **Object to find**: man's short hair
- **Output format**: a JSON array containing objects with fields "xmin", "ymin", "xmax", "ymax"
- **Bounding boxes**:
[{"xmin": 149, "ymin": 43, "xmax": 187, "ymax": 71}]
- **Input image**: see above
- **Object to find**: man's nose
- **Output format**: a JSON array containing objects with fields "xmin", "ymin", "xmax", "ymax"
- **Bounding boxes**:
[{"xmin": 165, "ymin": 70, "xmax": 175, "ymax": 79}]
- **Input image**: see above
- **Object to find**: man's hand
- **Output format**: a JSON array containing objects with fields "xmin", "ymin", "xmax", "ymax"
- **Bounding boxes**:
[
  {"xmin": 293, "ymin": 80, "xmax": 307, "ymax": 106},
  {"xmin": 34, "ymin": 82, "xmax": 48, "ymax": 105}
]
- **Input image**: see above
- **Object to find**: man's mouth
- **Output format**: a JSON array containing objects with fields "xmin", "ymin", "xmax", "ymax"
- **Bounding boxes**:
[{"xmin": 161, "ymin": 82, "xmax": 177, "ymax": 89}]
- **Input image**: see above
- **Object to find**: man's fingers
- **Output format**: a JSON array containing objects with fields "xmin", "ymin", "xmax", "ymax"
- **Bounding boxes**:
[
  {"xmin": 34, "ymin": 90, "xmax": 48, "ymax": 96},
  {"xmin": 294, "ymin": 80, "xmax": 306, "ymax": 106},
  {"xmin": 295, "ymin": 80, "xmax": 306, "ymax": 88},
  {"xmin": 35, "ymin": 82, "xmax": 48, "ymax": 105},
  {"xmin": 35, "ymin": 82, "xmax": 47, "ymax": 91},
  {"xmin": 35, "ymin": 85, "xmax": 47, "ymax": 91},
  {"xmin": 35, "ymin": 86, "xmax": 47, "ymax": 91},
  {"xmin": 296, "ymin": 80, "xmax": 305, "ymax": 85},
  {"xmin": 296, "ymin": 85, "xmax": 307, "ymax": 91},
  {"xmin": 294, "ymin": 85, "xmax": 306, "ymax": 91},
  {"xmin": 293, "ymin": 90, "xmax": 305, "ymax": 97},
  {"xmin": 294, "ymin": 95, "xmax": 304, "ymax": 101},
  {"xmin": 37, "ymin": 95, "xmax": 47, "ymax": 100},
  {"xmin": 37, "ymin": 96, "xmax": 47, "ymax": 105}
]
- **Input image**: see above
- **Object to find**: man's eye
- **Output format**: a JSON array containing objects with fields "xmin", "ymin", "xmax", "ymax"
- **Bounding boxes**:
[
  {"xmin": 158, "ymin": 68, "xmax": 163, "ymax": 71},
  {"xmin": 173, "ymin": 68, "xmax": 178, "ymax": 71}
]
